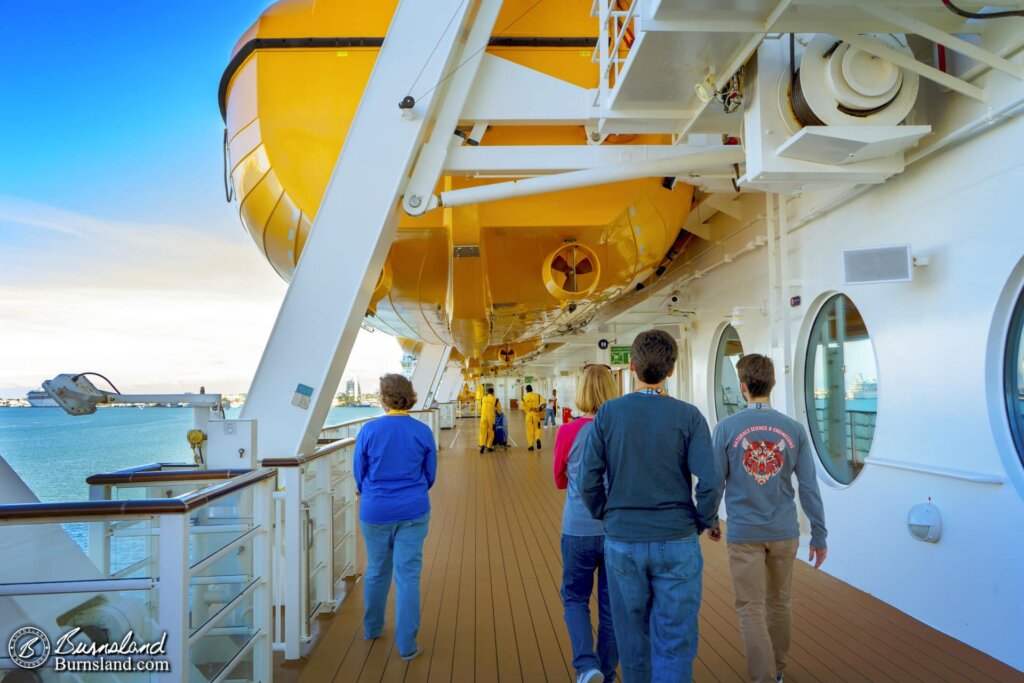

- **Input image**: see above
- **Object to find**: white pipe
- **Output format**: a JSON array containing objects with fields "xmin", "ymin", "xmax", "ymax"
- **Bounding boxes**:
[
  {"xmin": 766, "ymin": 193, "xmax": 778, "ymax": 350},
  {"xmin": 905, "ymin": 93, "xmax": 1024, "ymax": 165},
  {"xmin": 0, "ymin": 578, "xmax": 156, "ymax": 596},
  {"xmin": 438, "ymin": 149, "xmax": 745, "ymax": 207},
  {"xmin": 778, "ymin": 193, "xmax": 793, "ymax": 415}
]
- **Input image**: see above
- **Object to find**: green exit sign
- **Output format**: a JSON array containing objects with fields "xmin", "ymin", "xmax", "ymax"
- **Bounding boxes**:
[
  {"xmin": 525, "ymin": 376, "xmax": 535, "ymax": 383},
  {"xmin": 610, "ymin": 346, "xmax": 631, "ymax": 366}
]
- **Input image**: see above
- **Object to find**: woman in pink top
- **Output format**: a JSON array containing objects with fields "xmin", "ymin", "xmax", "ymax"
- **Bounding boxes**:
[{"xmin": 553, "ymin": 364, "xmax": 620, "ymax": 683}]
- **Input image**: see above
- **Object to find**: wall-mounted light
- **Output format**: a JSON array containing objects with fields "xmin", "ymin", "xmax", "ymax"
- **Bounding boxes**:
[{"xmin": 907, "ymin": 502, "xmax": 942, "ymax": 543}]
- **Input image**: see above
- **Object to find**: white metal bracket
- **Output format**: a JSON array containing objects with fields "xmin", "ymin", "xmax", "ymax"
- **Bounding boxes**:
[{"xmin": 241, "ymin": 0, "xmax": 484, "ymax": 459}]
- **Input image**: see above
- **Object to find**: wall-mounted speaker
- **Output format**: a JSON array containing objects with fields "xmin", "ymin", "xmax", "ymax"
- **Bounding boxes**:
[{"xmin": 843, "ymin": 245, "xmax": 913, "ymax": 285}]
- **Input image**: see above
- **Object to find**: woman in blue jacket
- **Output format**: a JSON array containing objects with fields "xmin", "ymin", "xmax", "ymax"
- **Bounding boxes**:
[{"xmin": 354, "ymin": 374, "xmax": 437, "ymax": 660}]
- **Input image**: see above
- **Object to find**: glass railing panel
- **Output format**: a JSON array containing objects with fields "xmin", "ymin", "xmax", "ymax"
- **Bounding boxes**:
[
  {"xmin": 188, "ymin": 488, "xmax": 254, "ymax": 568},
  {"xmin": 109, "ymin": 517, "xmax": 160, "ymax": 577},
  {"xmin": 0, "ymin": 518, "xmax": 158, "ymax": 583},
  {"xmin": 188, "ymin": 588, "xmax": 257, "ymax": 682},
  {"xmin": 188, "ymin": 533, "xmax": 256, "ymax": 637},
  {"xmin": 112, "ymin": 483, "xmax": 204, "ymax": 501},
  {"xmin": 304, "ymin": 500, "xmax": 327, "ymax": 619},
  {"xmin": 217, "ymin": 634, "xmax": 257, "ymax": 682}
]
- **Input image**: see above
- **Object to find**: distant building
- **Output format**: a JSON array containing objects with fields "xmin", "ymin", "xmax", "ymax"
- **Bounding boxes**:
[{"xmin": 344, "ymin": 379, "xmax": 362, "ymax": 400}]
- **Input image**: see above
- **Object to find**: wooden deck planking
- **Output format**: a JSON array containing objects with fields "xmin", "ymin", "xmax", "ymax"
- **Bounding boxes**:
[{"xmin": 288, "ymin": 414, "xmax": 1024, "ymax": 683}]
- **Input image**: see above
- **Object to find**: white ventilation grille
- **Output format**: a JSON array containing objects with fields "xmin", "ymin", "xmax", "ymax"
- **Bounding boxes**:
[{"xmin": 843, "ymin": 245, "xmax": 913, "ymax": 285}]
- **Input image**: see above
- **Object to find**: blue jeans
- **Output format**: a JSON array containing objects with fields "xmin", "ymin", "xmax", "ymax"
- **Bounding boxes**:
[
  {"xmin": 361, "ymin": 512, "xmax": 430, "ymax": 656},
  {"xmin": 545, "ymin": 408, "xmax": 557, "ymax": 426},
  {"xmin": 604, "ymin": 536, "xmax": 703, "ymax": 683},
  {"xmin": 561, "ymin": 535, "xmax": 619, "ymax": 681}
]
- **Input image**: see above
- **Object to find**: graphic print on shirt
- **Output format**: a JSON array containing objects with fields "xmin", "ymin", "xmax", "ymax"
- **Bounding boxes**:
[{"xmin": 741, "ymin": 438, "xmax": 786, "ymax": 485}]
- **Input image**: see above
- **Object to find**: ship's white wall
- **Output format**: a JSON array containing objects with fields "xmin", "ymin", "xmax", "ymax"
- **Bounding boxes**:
[{"xmin": 681, "ymin": 114, "xmax": 1024, "ymax": 670}]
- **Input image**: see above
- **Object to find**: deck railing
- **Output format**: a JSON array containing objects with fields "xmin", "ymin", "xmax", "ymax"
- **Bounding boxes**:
[
  {"xmin": 409, "ymin": 408, "xmax": 441, "ymax": 449},
  {"xmin": 591, "ymin": 0, "xmax": 638, "ymax": 106},
  {"xmin": 0, "ymin": 409, "xmax": 436, "ymax": 674},
  {"xmin": 319, "ymin": 415, "xmax": 378, "ymax": 441},
  {"xmin": 0, "ymin": 469, "xmax": 276, "ymax": 682},
  {"xmin": 259, "ymin": 413, "xmax": 389, "ymax": 661}
]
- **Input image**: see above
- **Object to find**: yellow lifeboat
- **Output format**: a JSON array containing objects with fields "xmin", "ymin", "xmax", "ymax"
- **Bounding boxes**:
[{"xmin": 221, "ymin": 0, "xmax": 693, "ymax": 365}]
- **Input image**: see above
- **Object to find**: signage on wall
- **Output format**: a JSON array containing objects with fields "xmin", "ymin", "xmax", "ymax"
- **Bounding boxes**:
[
  {"xmin": 598, "ymin": 339, "xmax": 610, "ymax": 350},
  {"xmin": 525, "ymin": 376, "xmax": 535, "ymax": 383},
  {"xmin": 610, "ymin": 346, "xmax": 631, "ymax": 366}
]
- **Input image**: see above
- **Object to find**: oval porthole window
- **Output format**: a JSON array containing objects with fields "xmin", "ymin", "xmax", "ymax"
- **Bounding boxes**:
[
  {"xmin": 715, "ymin": 325, "xmax": 746, "ymax": 420},
  {"xmin": 805, "ymin": 294, "xmax": 878, "ymax": 484},
  {"xmin": 1004, "ymin": 287, "xmax": 1024, "ymax": 464}
]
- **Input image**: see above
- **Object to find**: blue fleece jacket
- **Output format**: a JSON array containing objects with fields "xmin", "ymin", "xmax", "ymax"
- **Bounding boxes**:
[{"xmin": 354, "ymin": 414, "xmax": 437, "ymax": 524}]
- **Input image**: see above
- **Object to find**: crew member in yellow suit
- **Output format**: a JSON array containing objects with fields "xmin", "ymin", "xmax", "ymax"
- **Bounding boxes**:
[
  {"xmin": 521, "ymin": 384, "xmax": 545, "ymax": 452},
  {"xmin": 478, "ymin": 387, "xmax": 502, "ymax": 454}
]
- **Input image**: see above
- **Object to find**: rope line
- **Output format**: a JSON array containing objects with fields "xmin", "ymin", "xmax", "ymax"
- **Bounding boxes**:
[
  {"xmin": 406, "ymin": 0, "xmax": 471, "ymax": 97},
  {"xmin": 415, "ymin": 0, "xmax": 551, "ymax": 101}
]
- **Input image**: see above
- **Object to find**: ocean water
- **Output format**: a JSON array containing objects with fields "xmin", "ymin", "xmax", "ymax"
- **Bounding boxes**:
[{"xmin": 0, "ymin": 405, "xmax": 382, "ymax": 504}]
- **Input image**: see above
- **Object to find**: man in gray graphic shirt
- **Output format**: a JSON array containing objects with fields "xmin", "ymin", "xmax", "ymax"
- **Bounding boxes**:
[{"xmin": 708, "ymin": 354, "xmax": 827, "ymax": 683}]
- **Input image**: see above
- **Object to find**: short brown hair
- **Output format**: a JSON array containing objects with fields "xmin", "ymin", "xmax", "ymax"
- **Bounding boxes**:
[
  {"xmin": 736, "ymin": 354, "xmax": 775, "ymax": 398},
  {"xmin": 379, "ymin": 374, "xmax": 416, "ymax": 411},
  {"xmin": 631, "ymin": 329, "xmax": 678, "ymax": 384},
  {"xmin": 576, "ymin": 365, "xmax": 619, "ymax": 414}
]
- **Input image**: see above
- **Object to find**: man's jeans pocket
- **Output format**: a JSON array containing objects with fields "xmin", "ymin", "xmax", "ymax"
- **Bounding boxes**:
[
  {"xmin": 604, "ymin": 540, "xmax": 638, "ymax": 578},
  {"xmin": 658, "ymin": 537, "xmax": 701, "ymax": 581}
]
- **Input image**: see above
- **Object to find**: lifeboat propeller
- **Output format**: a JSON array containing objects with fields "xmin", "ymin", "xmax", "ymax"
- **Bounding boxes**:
[{"xmin": 542, "ymin": 242, "xmax": 601, "ymax": 300}]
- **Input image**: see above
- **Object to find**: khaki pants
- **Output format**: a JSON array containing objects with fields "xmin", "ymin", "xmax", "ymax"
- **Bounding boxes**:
[{"xmin": 727, "ymin": 538, "xmax": 800, "ymax": 683}]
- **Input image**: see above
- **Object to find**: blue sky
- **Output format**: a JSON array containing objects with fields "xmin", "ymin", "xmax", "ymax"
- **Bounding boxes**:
[
  {"xmin": 0, "ymin": 1, "xmax": 401, "ymax": 396},
  {"xmin": 0, "ymin": 1, "xmax": 265, "ymax": 224}
]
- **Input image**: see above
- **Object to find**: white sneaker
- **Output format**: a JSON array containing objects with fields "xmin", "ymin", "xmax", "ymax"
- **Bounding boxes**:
[{"xmin": 577, "ymin": 670, "xmax": 604, "ymax": 683}]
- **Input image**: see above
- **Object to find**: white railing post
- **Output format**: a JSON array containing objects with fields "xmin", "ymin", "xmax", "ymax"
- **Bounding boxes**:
[
  {"xmin": 87, "ymin": 483, "xmax": 111, "ymax": 576},
  {"xmin": 315, "ymin": 456, "xmax": 333, "ymax": 611},
  {"xmin": 157, "ymin": 513, "xmax": 189, "ymax": 682},
  {"xmin": 252, "ymin": 478, "xmax": 274, "ymax": 683},
  {"xmin": 597, "ymin": 0, "xmax": 611, "ymax": 104},
  {"xmin": 280, "ymin": 466, "xmax": 303, "ymax": 660}
]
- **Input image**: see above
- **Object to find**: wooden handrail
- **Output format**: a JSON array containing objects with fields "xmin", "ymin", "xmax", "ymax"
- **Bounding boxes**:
[
  {"xmin": 320, "ymin": 415, "xmax": 380, "ymax": 432},
  {"xmin": 261, "ymin": 437, "xmax": 356, "ymax": 468},
  {"xmin": 0, "ymin": 469, "xmax": 277, "ymax": 522},
  {"xmin": 86, "ymin": 468, "xmax": 249, "ymax": 486}
]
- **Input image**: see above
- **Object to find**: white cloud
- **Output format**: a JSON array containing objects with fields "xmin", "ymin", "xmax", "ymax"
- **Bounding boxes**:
[{"xmin": 0, "ymin": 197, "xmax": 402, "ymax": 396}]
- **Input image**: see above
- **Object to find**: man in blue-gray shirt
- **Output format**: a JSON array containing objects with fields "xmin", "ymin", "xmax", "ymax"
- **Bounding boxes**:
[
  {"xmin": 709, "ymin": 354, "xmax": 827, "ymax": 683},
  {"xmin": 580, "ymin": 329, "xmax": 722, "ymax": 683}
]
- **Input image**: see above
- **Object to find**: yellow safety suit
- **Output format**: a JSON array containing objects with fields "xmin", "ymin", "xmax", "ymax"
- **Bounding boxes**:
[
  {"xmin": 521, "ymin": 391, "xmax": 545, "ymax": 449},
  {"xmin": 479, "ymin": 394, "xmax": 501, "ymax": 449}
]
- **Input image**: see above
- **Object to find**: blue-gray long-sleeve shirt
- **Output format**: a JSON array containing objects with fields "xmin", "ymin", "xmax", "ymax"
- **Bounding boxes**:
[
  {"xmin": 579, "ymin": 393, "xmax": 723, "ymax": 542},
  {"xmin": 711, "ymin": 406, "xmax": 827, "ymax": 548}
]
